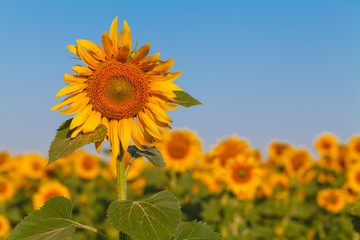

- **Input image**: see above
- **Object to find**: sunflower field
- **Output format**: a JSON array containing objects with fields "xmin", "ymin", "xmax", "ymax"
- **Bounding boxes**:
[{"xmin": 2, "ymin": 130, "xmax": 360, "ymax": 240}]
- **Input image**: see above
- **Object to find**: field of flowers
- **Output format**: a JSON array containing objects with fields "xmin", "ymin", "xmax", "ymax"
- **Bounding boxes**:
[{"xmin": 2, "ymin": 130, "xmax": 360, "ymax": 239}]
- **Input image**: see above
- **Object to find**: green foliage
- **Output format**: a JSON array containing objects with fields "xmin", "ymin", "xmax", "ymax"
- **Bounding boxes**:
[
  {"xmin": 107, "ymin": 191, "xmax": 181, "ymax": 240},
  {"xmin": 48, "ymin": 119, "xmax": 107, "ymax": 165},
  {"xmin": 7, "ymin": 197, "xmax": 76, "ymax": 240},
  {"xmin": 127, "ymin": 145, "xmax": 166, "ymax": 167},
  {"xmin": 173, "ymin": 91, "xmax": 202, "ymax": 107},
  {"xmin": 173, "ymin": 221, "xmax": 223, "ymax": 240}
]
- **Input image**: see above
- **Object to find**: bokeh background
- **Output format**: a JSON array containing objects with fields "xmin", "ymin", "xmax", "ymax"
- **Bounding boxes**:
[{"xmin": 1, "ymin": 0, "xmax": 359, "ymax": 155}]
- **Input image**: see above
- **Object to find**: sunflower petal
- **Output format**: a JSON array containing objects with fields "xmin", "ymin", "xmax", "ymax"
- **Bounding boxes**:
[
  {"xmin": 66, "ymin": 45, "xmax": 79, "ymax": 56},
  {"xmin": 71, "ymin": 123, "xmax": 85, "ymax": 138},
  {"xmin": 63, "ymin": 74, "xmax": 87, "ymax": 84},
  {"xmin": 120, "ymin": 20, "xmax": 131, "ymax": 51},
  {"xmin": 72, "ymin": 66, "xmax": 93, "ymax": 75},
  {"xmin": 119, "ymin": 118, "xmax": 131, "ymax": 152},
  {"xmin": 83, "ymin": 111, "xmax": 101, "ymax": 134},
  {"xmin": 77, "ymin": 41, "xmax": 101, "ymax": 69},
  {"xmin": 119, "ymin": 45, "xmax": 130, "ymax": 60},
  {"xmin": 55, "ymin": 83, "xmax": 87, "ymax": 100},
  {"xmin": 128, "ymin": 118, "xmax": 146, "ymax": 151},
  {"xmin": 59, "ymin": 97, "xmax": 89, "ymax": 115},
  {"xmin": 138, "ymin": 111, "xmax": 162, "ymax": 139},
  {"xmin": 148, "ymin": 70, "xmax": 182, "ymax": 82},
  {"xmin": 102, "ymin": 31, "xmax": 113, "ymax": 59},
  {"xmin": 109, "ymin": 17, "xmax": 119, "ymax": 55},
  {"xmin": 136, "ymin": 117, "xmax": 155, "ymax": 145},
  {"xmin": 148, "ymin": 59, "xmax": 175, "ymax": 75},
  {"xmin": 51, "ymin": 92, "xmax": 87, "ymax": 111},
  {"xmin": 146, "ymin": 102, "xmax": 172, "ymax": 123},
  {"xmin": 132, "ymin": 42, "xmax": 150, "ymax": 63},
  {"xmin": 77, "ymin": 39, "xmax": 106, "ymax": 61},
  {"xmin": 109, "ymin": 119, "xmax": 120, "ymax": 157},
  {"xmin": 70, "ymin": 104, "xmax": 93, "ymax": 130}
]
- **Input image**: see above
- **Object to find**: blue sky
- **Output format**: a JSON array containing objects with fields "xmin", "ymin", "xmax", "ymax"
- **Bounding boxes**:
[{"xmin": 0, "ymin": 0, "xmax": 359, "ymax": 157}]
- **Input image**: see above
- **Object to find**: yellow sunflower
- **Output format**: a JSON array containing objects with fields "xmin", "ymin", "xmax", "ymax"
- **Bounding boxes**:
[
  {"xmin": 316, "ymin": 188, "xmax": 345, "ymax": 214},
  {"xmin": 213, "ymin": 135, "xmax": 249, "ymax": 168},
  {"xmin": 156, "ymin": 129, "xmax": 202, "ymax": 172},
  {"xmin": 0, "ymin": 152, "xmax": 11, "ymax": 172},
  {"xmin": 22, "ymin": 154, "xmax": 47, "ymax": 179},
  {"xmin": 268, "ymin": 142, "xmax": 293, "ymax": 166},
  {"xmin": 0, "ymin": 177, "xmax": 15, "ymax": 203},
  {"xmin": 285, "ymin": 149, "xmax": 313, "ymax": 178},
  {"xmin": 0, "ymin": 214, "xmax": 11, "ymax": 239},
  {"xmin": 74, "ymin": 151, "xmax": 101, "ymax": 180},
  {"xmin": 349, "ymin": 136, "xmax": 360, "ymax": 160},
  {"xmin": 192, "ymin": 171, "xmax": 223, "ymax": 194},
  {"xmin": 262, "ymin": 172, "xmax": 289, "ymax": 199},
  {"xmin": 32, "ymin": 180, "xmax": 71, "ymax": 209},
  {"xmin": 223, "ymin": 155, "xmax": 262, "ymax": 201},
  {"xmin": 51, "ymin": 17, "xmax": 183, "ymax": 157},
  {"xmin": 346, "ymin": 164, "xmax": 360, "ymax": 193},
  {"xmin": 314, "ymin": 133, "xmax": 338, "ymax": 157}
]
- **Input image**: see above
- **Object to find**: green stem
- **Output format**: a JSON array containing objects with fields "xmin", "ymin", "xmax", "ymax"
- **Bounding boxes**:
[
  {"xmin": 116, "ymin": 146, "xmax": 129, "ymax": 240},
  {"xmin": 75, "ymin": 223, "xmax": 109, "ymax": 240}
]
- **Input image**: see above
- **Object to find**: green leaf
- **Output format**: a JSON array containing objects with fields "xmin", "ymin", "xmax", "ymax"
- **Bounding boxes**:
[
  {"xmin": 107, "ymin": 191, "xmax": 181, "ymax": 240},
  {"xmin": 173, "ymin": 91, "xmax": 202, "ymax": 107},
  {"xmin": 127, "ymin": 145, "xmax": 166, "ymax": 167},
  {"xmin": 173, "ymin": 221, "xmax": 223, "ymax": 240},
  {"xmin": 7, "ymin": 197, "xmax": 76, "ymax": 240},
  {"xmin": 48, "ymin": 119, "xmax": 107, "ymax": 166}
]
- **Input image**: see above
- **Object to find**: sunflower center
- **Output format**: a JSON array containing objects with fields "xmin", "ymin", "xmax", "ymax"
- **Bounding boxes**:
[
  {"xmin": 0, "ymin": 182, "xmax": 7, "ymax": 193},
  {"xmin": 82, "ymin": 158, "xmax": 94, "ymax": 170},
  {"xmin": 328, "ymin": 193, "xmax": 338, "ymax": 204},
  {"xmin": 168, "ymin": 141, "xmax": 189, "ymax": 159},
  {"xmin": 233, "ymin": 165, "xmax": 252, "ymax": 183},
  {"xmin": 88, "ymin": 59, "xmax": 149, "ymax": 120},
  {"xmin": 322, "ymin": 141, "xmax": 331, "ymax": 150},
  {"xmin": 43, "ymin": 190, "xmax": 62, "ymax": 202}
]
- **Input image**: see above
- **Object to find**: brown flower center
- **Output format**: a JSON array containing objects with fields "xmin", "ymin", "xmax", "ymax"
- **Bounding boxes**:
[
  {"xmin": 87, "ymin": 59, "xmax": 149, "ymax": 119},
  {"xmin": 232, "ymin": 165, "xmax": 252, "ymax": 183},
  {"xmin": 167, "ymin": 134, "xmax": 191, "ymax": 160}
]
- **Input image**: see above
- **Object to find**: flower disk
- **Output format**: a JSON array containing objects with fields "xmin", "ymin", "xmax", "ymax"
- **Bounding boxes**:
[{"xmin": 51, "ymin": 17, "xmax": 183, "ymax": 156}]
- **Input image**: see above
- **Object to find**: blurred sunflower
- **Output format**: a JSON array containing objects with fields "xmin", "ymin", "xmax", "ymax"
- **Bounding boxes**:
[
  {"xmin": 268, "ymin": 142, "xmax": 292, "ymax": 166},
  {"xmin": 262, "ymin": 172, "xmax": 289, "ymax": 199},
  {"xmin": 0, "ymin": 177, "xmax": 15, "ymax": 203},
  {"xmin": 349, "ymin": 136, "xmax": 360, "ymax": 160},
  {"xmin": 0, "ymin": 152, "xmax": 11, "ymax": 172},
  {"xmin": 51, "ymin": 17, "xmax": 183, "ymax": 157},
  {"xmin": 32, "ymin": 180, "xmax": 71, "ymax": 209},
  {"xmin": 285, "ymin": 149, "xmax": 313, "ymax": 178},
  {"xmin": 346, "ymin": 164, "xmax": 360, "ymax": 193},
  {"xmin": 314, "ymin": 133, "xmax": 338, "ymax": 157},
  {"xmin": 192, "ymin": 171, "xmax": 222, "ymax": 194},
  {"xmin": 223, "ymin": 155, "xmax": 262, "ymax": 200},
  {"xmin": 156, "ymin": 129, "xmax": 202, "ymax": 172},
  {"xmin": 0, "ymin": 214, "xmax": 10, "ymax": 239},
  {"xmin": 22, "ymin": 154, "xmax": 47, "ymax": 179},
  {"xmin": 316, "ymin": 188, "xmax": 345, "ymax": 214},
  {"xmin": 74, "ymin": 151, "xmax": 101, "ymax": 180},
  {"xmin": 213, "ymin": 135, "xmax": 248, "ymax": 168}
]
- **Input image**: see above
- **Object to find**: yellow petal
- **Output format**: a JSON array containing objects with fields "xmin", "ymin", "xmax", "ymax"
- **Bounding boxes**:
[
  {"xmin": 119, "ymin": 45, "xmax": 130, "ymax": 60},
  {"xmin": 138, "ymin": 52, "xmax": 161, "ymax": 68},
  {"xmin": 136, "ymin": 117, "xmax": 155, "ymax": 145},
  {"xmin": 77, "ymin": 39, "xmax": 105, "ymax": 61},
  {"xmin": 132, "ymin": 42, "xmax": 150, "ymax": 63},
  {"xmin": 148, "ymin": 59, "xmax": 175, "ymax": 75},
  {"xmin": 63, "ymin": 74, "xmax": 87, "ymax": 84},
  {"xmin": 95, "ymin": 137, "xmax": 106, "ymax": 153},
  {"xmin": 82, "ymin": 111, "xmax": 101, "ymax": 134},
  {"xmin": 119, "ymin": 118, "xmax": 131, "ymax": 152},
  {"xmin": 148, "ymin": 70, "xmax": 182, "ymax": 82},
  {"xmin": 55, "ymin": 83, "xmax": 87, "ymax": 100},
  {"xmin": 66, "ymin": 45, "xmax": 79, "ymax": 56},
  {"xmin": 109, "ymin": 119, "xmax": 120, "ymax": 157},
  {"xmin": 71, "ymin": 124, "xmax": 84, "ymax": 138},
  {"xmin": 138, "ymin": 111, "xmax": 162, "ymax": 139},
  {"xmin": 146, "ymin": 102, "xmax": 172, "ymax": 123},
  {"xmin": 128, "ymin": 118, "xmax": 145, "ymax": 151},
  {"xmin": 102, "ymin": 31, "xmax": 113, "ymax": 59},
  {"xmin": 120, "ymin": 20, "xmax": 131, "ymax": 52},
  {"xmin": 72, "ymin": 66, "xmax": 93, "ymax": 75},
  {"xmin": 100, "ymin": 117, "xmax": 109, "ymax": 129},
  {"xmin": 77, "ymin": 41, "xmax": 100, "ymax": 69},
  {"xmin": 51, "ymin": 92, "xmax": 87, "ymax": 111},
  {"xmin": 59, "ymin": 97, "xmax": 89, "ymax": 115},
  {"xmin": 70, "ymin": 104, "xmax": 93, "ymax": 130},
  {"xmin": 109, "ymin": 17, "xmax": 119, "ymax": 55}
]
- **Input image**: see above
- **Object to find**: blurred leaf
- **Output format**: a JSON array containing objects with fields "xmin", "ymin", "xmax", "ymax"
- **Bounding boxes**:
[
  {"xmin": 173, "ymin": 91, "xmax": 202, "ymax": 107},
  {"xmin": 7, "ymin": 197, "xmax": 76, "ymax": 240},
  {"xmin": 107, "ymin": 191, "xmax": 181, "ymax": 240},
  {"xmin": 173, "ymin": 221, "xmax": 222, "ymax": 240},
  {"xmin": 48, "ymin": 119, "xmax": 107, "ymax": 165},
  {"xmin": 127, "ymin": 145, "xmax": 165, "ymax": 167}
]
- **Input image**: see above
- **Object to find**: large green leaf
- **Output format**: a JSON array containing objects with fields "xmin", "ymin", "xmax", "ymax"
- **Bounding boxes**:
[
  {"xmin": 48, "ymin": 119, "xmax": 107, "ymax": 166},
  {"xmin": 127, "ymin": 145, "xmax": 166, "ymax": 167},
  {"xmin": 7, "ymin": 197, "xmax": 76, "ymax": 240},
  {"xmin": 173, "ymin": 91, "xmax": 202, "ymax": 108},
  {"xmin": 107, "ymin": 191, "xmax": 181, "ymax": 240},
  {"xmin": 173, "ymin": 221, "xmax": 223, "ymax": 240}
]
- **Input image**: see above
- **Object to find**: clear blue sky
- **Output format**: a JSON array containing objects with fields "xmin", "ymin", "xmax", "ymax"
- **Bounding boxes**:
[{"xmin": 0, "ymin": 0, "xmax": 359, "ymax": 157}]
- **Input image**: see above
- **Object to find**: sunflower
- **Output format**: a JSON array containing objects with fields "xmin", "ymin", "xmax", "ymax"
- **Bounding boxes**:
[
  {"xmin": 262, "ymin": 172, "xmax": 289, "ymax": 199},
  {"xmin": 192, "ymin": 171, "xmax": 222, "ymax": 194},
  {"xmin": 268, "ymin": 142, "xmax": 292, "ymax": 166},
  {"xmin": 0, "ymin": 177, "xmax": 15, "ymax": 203},
  {"xmin": 156, "ymin": 129, "xmax": 202, "ymax": 172},
  {"xmin": 346, "ymin": 164, "xmax": 360, "ymax": 193},
  {"xmin": 51, "ymin": 17, "xmax": 183, "ymax": 157},
  {"xmin": 213, "ymin": 135, "xmax": 249, "ymax": 168},
  {"xmin": 0, "ymin": 214, "xmax": 11, "ymax": 239},
  {"xmin": 0, "ymin": 152, "xmax": 11, "ymax": 172},
  {"xmin": 349, "ymin": 136, "xmax": 360, "ymax": 160},
  {"xmin": 223, "ymin": 155, "xmax": 262, "ymax": 200},
  {"xmin": 285, "ymin": 149, "xmax": 313, "ymax": 178},
  {"xmin": 32, "ymin": 180, "xmax": 71, "ymax": 209},
  {"xmin": 22, "ymin": 154, "xmax": 47, "ymax": 179},
  {"xmin": 314, "ymin": 133, "xmax": 338, "ymax": 157},
  {"xmin": 316, "ymin": 188, "xmax": 345, "ymax": 213},
  {"xmin": 74, "ymin": 151, "xmax": 101, "ymax": 180}
]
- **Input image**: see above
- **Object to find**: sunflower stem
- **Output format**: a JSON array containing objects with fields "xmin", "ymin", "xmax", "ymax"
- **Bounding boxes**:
[{"xmin": 116, "ymin": 146, "xmax": 128, "ymax": 240}]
